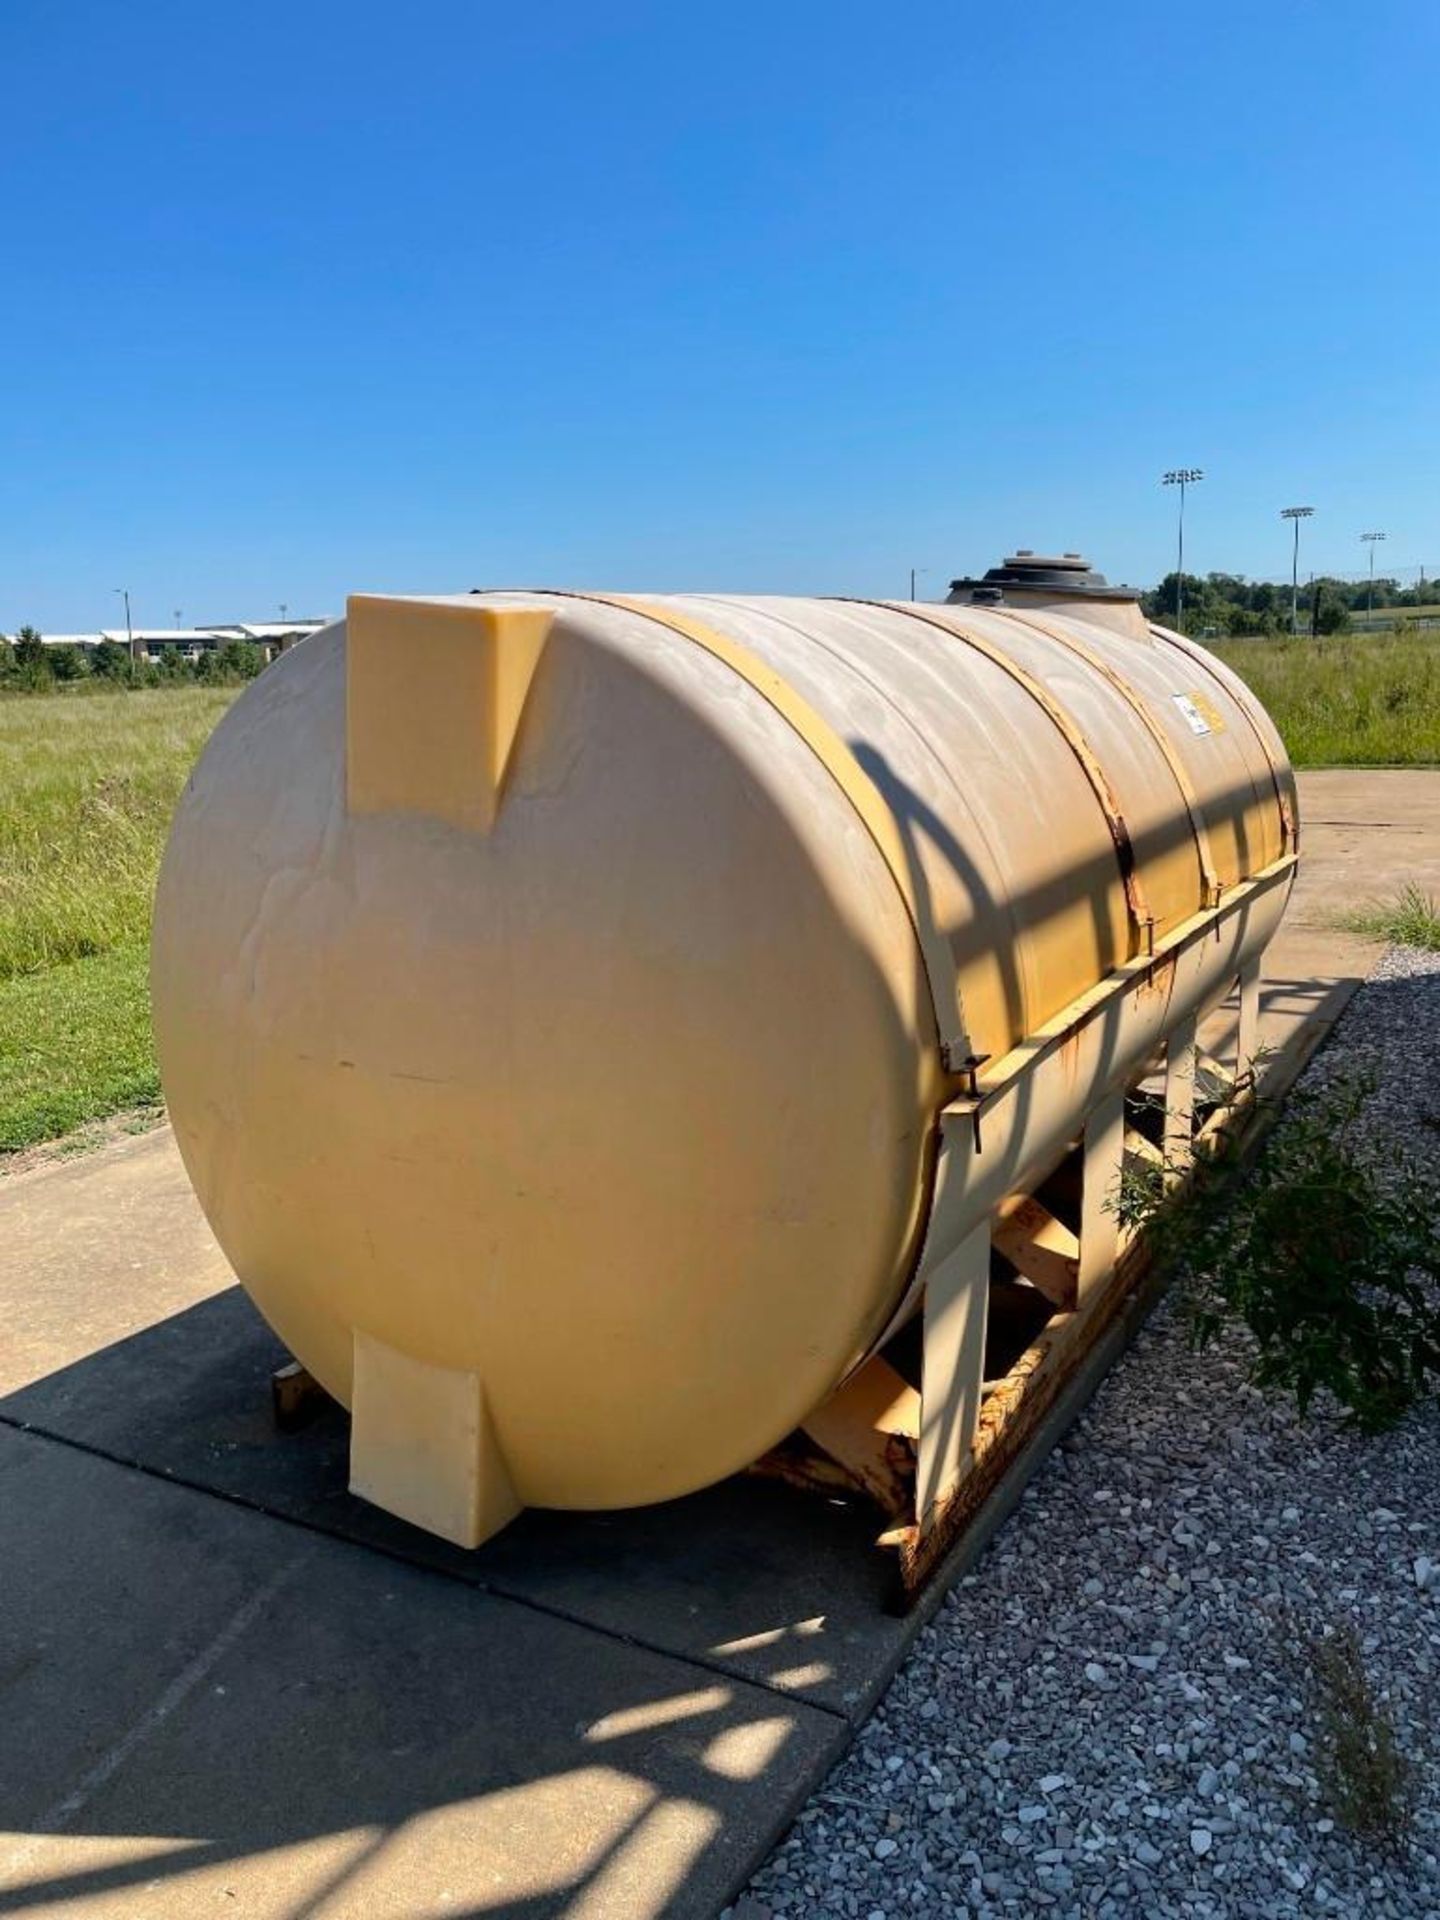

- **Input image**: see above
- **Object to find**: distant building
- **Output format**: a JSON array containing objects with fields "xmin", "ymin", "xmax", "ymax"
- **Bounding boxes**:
[
  {"xmin": 100, "ymin": 628, "xmax": 211, "ymax": 661},
  {"xmin": 32, "ymin": 619, "xmax": 330, "ymax": 662},
  {"xmin": 197, "ymin": 620, "xmax": 330, "ymax": 660}
]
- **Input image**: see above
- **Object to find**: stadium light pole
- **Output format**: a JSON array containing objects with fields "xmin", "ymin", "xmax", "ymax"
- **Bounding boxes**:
[
  {"xmin": 113, "ymin": 587, "xmax": 134, "ymax": 674},
  {"xmin": 1360, "ymin": 531, "xmax": 1386, "ymax": 621},
  {"xmin": 1162, "ymin": 469, "xmax": 1203, "ymax": 632},
  {"xmin": 1280, "ymin": 507, "xmax": 1314, "ymax": 636}
]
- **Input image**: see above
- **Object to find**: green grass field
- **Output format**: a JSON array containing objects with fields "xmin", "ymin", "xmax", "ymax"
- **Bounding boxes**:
[
  {"xmin": 0, "ymin": 687, "xmax": 236, "ymax": 1151},
  {"xmin": 1214, "ymin": 630, "xmax": 1440, "ymax": 766},
  {"xmin": 2, "ymin": 626, "xmax": 1438, "ymax": 1157}
]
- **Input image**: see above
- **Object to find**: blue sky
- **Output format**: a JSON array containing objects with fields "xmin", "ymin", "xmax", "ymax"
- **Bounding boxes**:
[{"xmin": 3, "ymin": 0, "xmax": 1436, "ymax": 629}]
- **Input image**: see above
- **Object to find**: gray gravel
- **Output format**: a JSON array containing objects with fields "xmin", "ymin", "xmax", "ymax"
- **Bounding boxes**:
[{"xmin": 742, "ymin": 945, "xmax": 1440, "ymax": 1920}]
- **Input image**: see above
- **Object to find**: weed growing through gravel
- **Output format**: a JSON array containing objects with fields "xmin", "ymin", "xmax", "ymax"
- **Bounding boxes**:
[
  {"xmin": 1343, "ymin": 883, "xmax": 1440, "ymax": 952},
  {"xmin": 1117, "ymin": 1073, "xmax": 1440, "ymax": 1431},
  {"xmin": 1304, "ymin": 1621, "xmax": 1417, "ymax": 1850}
]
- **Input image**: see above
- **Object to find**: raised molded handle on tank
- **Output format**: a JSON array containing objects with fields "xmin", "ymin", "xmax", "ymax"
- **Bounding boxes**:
[{"xmin": 346, "ymin": 595, "xmax": 554, "ymax": 832}]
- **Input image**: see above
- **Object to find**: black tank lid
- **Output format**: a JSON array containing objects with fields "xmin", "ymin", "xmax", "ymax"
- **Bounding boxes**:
[{"xmin": 948, "ymin": 551, "xmax": 1140, "ymax": 604}]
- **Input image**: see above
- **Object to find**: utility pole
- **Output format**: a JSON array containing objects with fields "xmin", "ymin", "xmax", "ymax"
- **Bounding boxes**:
[
  {"xmin": 909, "ymin": 569, "xmax": 927, "ymax": 602},
  {"xmin": 114, "ymin": 587, "xmax": 135, "ymax": 674},
  {"xmin": 1360, "ymin": 531, "xmax": 1386, "ymax": 622},
  {"xmin": 1280, "ymin": 507, "xmax": 1314, "ymax": 636},
  {"xmin": 1162, "ymin": 469, "xmax": 1203, "ymax": 632}
]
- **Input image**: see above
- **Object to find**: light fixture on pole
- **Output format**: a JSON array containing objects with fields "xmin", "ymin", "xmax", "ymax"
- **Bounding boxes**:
[
  {"xmin": 114, "ymin": 587, "xmax": 134, "ymax": 674},
  {"xmin": 1360, "ymin": 531, "xmax": 1386, "ymax": 621},
  {"xmin": 1280, "ymin": 507, "xmax": 1314, "ymax": 635},
  {"xmin": 909, "ymin": 568, "xmax": 928, "ymax": 602},
  {"xmin": 1161, "ymin": 469, "xmax": 1203, "ymax": 631}
]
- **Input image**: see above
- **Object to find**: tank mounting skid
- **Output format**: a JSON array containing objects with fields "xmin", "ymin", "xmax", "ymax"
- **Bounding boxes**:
[
  {"xmin": 152, "ymin": 574, "xmax": 1296, "ymax": 1593},
  {"xmin": 756, "ymin": 887, "xmax": 1280, "ymax": 1600}
]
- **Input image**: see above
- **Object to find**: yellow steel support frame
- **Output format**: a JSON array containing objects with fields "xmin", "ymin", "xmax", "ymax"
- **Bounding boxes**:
[
  {"xmin": 782, "ymin": 859, "xmax": 1294, "ymax": 1604},
  {"xmin": 917, "ymin": 1218, "xmax": 991, "ymax": 1527},
  {"xmin": 1164, "ymin": 1008, "xmax": 1200, "ymax": 1183},
  {"xmin": 862, "ymin": 853, "xmax": 1293, "ymax": 1359},
  {"xmin": 1078, "ymin": 1089, "xmax": 1125, "ymax": 1305},
  {"xmin": 1236, "ymin": 955, "xmax": 1263, "ymax": 1098}
]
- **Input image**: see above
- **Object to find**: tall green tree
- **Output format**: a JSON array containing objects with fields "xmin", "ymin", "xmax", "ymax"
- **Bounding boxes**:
[
  {"xmin": 13, "ymin": 626, "xmax": 45, "ymax": 670},
  {"xmin": 46, "ymin": 643, "xmax": 89, "ymax": 682},
  {"xmin": 92, "ymin": 638, "xmax": 131, "ymax": 678},
  {"xmin": 12, "ymin": 626, "xmax": 50, "ymax": 688}
]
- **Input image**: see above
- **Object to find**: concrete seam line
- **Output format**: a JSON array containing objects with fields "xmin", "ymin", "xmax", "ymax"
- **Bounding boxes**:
[
  {"xmin": 0, "ymin": 1419, "xmax": 854, "ymax": 1725},
  {"xmin": 0, "ymin": 1546, "xmax": 313, "ymax": 1879}
]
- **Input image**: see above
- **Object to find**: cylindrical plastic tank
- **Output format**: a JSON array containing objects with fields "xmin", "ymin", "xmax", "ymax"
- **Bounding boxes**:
[{"xmin": 153, "ymin": 563, "xmax": 1296, "ymax": 1545}]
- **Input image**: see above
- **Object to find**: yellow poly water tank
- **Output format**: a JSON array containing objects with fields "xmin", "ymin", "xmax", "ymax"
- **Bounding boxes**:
[{"xmin": 152, "ymin": 563, "xmax": 1295, "ymax": 1547}]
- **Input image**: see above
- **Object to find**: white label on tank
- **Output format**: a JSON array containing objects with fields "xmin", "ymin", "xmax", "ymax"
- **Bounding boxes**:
[{"xmin": 1171, "ymin": 694, "xmax": 1212, "ymax": 736}]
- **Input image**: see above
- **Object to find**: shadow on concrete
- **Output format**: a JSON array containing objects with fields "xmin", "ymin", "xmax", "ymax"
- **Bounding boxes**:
[
  {"xmin": 0, "ymin": 1423, "xmax": 847, "ymax": 1919},
  {"xmin": 0, "ymin": 1288, "xmax": 910, "ymax": 1720}
]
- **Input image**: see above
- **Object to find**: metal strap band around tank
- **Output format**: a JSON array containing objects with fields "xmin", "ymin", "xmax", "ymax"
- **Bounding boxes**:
[
  {"xmin": 515, "ymin": 589, "xmax": 972, "ymax": 1068},
  {"xmin": 840, "ymin": 599, "xmax": 1157, "ymax": 958},
  {"xmin": 999, "ymin": 607, "xmax": 1225, "ymax": 906},
  {"xmin": 1147, "ymin": 625, "xmax": 1297, "ymax": 855}
]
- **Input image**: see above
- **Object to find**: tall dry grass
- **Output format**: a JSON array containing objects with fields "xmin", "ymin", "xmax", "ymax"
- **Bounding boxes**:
[
  {"xmin": 0, "ymin": 687, "xmax": 235, "ymax": 979},
  {"xmin": 1214, "ymin": 629, "xmax": 1440, "ymax": 766}
]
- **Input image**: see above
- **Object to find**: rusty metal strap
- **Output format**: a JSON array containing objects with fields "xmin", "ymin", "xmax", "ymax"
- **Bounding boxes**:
[
  {"xmin": 1149, "ymin": 624, "xmax": 1297, "ymax": 854},
  {"xmin": 513, "ymin": 589, "xmax": 971, "ymax": 1065},
  {"xmin": 839, "ymin": 599, "xmax": 1156, "ymax": 957},
  {"xmin": 1001, "ymin": 607, "xmax": 1225, "ymax": 904}
]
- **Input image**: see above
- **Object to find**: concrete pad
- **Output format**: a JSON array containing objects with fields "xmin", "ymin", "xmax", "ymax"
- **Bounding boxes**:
[
  {"xmin": 0, "ymin": 1272, "xmax": 908, "ymax": 1721},
  {"xmin": 1290, "ymin": 767, "xmax": 1440, "ymax": 947},
  {"xmin": 0, "ymin": 1425, "xmax": 844, "ymax": 1919},
  {"xmin": 0, "ymin": 1126, "xmax": 233, "ymax": 1399},
  {"xmin": 1241, "ymin": 767, "xmax": 1440, "ymax": 1089}
]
